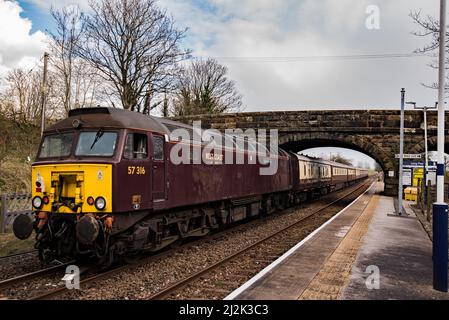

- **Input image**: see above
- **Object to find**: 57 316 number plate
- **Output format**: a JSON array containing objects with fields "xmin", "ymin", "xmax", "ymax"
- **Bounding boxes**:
[{"xmin": 128, "ymin": 166, "xmax": 146, "ymax": 175}]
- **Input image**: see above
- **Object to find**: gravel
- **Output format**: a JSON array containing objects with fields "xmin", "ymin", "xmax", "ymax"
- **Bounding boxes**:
[{"xmin": 0, "ymin": 252, "xmax": 44, "ymax": 281}]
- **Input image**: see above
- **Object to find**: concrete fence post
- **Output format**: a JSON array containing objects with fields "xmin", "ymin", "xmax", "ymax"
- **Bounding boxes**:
[{"xmin": 1, "ymin": 194, "xmax": 7, "ymax": 234}]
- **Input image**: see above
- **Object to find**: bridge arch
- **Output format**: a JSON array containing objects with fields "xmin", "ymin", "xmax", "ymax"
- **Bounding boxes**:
[{"xmin": 278, "ymin": 132, "xmax": 394, "ymax": 173}]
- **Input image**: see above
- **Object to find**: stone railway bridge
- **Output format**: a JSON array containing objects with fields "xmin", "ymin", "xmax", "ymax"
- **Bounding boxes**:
[{"xmin": 174, "ymin": 110, "xmax": 449, "ymax": 196}]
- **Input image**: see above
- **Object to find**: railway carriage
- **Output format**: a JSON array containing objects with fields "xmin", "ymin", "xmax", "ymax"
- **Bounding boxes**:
[
  {"xmin": 290, "ymin": 155, "xmax": 368, "ymax": 201},
  {"xmin": 13, "ymin": 107, "xmax": 369, "ymax": 265}
]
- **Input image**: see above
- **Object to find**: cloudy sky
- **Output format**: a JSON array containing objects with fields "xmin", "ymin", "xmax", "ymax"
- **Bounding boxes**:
[{"xmin": 0, "ymin": 0, "xmax": 443, "ymax": 167}]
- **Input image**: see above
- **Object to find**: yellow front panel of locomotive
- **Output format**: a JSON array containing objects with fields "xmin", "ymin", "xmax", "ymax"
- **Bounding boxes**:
[{"xmin": 32, "ymin": 164, "xmax": 113, "ymax": 213}]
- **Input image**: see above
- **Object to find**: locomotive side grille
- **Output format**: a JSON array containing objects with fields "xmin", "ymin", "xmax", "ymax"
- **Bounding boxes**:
[{"xmin": 231, "ymin": 196, "xmax": 262, "ymax": 206}]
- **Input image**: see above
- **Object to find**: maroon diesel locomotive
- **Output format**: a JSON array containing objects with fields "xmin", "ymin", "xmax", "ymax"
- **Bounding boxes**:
[{"xmin": 13, "ymin": 108, "xmax": 368, "ymax": 265}]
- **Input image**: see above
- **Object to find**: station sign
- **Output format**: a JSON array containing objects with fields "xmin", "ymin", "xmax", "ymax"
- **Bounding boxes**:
[
  {"xmin": 413, "ymin": 168, "xmax": 424, "ymax": 186},
  {"xmin": 395, "ymin": 154, "xmax": 422, "ymax": 159},
  {"xmin": 403, "ymin": 160, "xmax": 437, "ymax": 169}
]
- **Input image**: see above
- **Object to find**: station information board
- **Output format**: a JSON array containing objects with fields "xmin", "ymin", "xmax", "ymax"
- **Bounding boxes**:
[
  {"xmin": 402, "ymin": 168, "xmax": 412, "ymax": 186},
  {"xmin": 402, "ymin": 160, "xmax": 437, "ymax": 186}
]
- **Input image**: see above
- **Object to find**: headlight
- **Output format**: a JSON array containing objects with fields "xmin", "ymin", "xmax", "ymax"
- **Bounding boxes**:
[
  {"xmin": 32, "ymin": 196, "xmax": 43, "ymax": 209},
  {"xmin": 95, "ymin": 197, "xmax": 106, "ymax": 211}
]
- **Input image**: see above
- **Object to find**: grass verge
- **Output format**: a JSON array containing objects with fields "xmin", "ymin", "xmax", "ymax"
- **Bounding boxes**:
[{"xmin": 0, "ymin": 232, "xmax": 35, "ymax": 257}]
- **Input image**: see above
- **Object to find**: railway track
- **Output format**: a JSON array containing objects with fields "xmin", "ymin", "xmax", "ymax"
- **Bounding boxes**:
[
  {"xmin": 0, "ymin": 250, "xmax": 38, "ymax": 263},
  {"xmin": 147, "ymin": 180, "xmax": 373, "ymax": 300},
  {"xmin": 16, "ymin": 179, "xmax": 371, "ymax": 300},
  {"xmin": 28, "ymin": 253, "xmax": 172, "ymax": 300},
  {"xmin": 28, "ymin": 216, "xmax": 271, "ymax": 300},
  {"xmin": 0, "ymin": 260, "xmax": 75, "ymax": 295},
  {"xmin": 0, "ymin": 249, "xmax": 51, "ymax": 282}
]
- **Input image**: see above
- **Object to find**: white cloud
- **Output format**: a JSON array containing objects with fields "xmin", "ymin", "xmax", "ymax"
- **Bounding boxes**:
[
  {"xmin": 0, "ymin": 0, "xmax": 47, "ymax": 76},
  {"xmin": 11, "ymin": 0, "xmax": 443, "ymax": 111},
  {"xmin": 159, "ymin": 0, "xmax": 441, "ymax": 111}
]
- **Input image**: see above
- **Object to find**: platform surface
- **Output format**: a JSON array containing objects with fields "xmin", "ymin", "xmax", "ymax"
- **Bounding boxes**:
[{"xmin": 226, "ymin": 182, "xmax": 449, "ymax": 300}]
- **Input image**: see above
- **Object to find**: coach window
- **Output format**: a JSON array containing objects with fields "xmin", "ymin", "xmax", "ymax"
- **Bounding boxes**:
[
  {"xmin": 153, "ymin": 136, "xmax": 164, "ymax": 161},
  {"xmin": 124, "ymin": 133, "xmax": 148, "ymax": 160}
]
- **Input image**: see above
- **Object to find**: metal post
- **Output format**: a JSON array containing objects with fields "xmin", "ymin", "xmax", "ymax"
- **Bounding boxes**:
[
  {"xmin": 40, "ymin": 52, "xmax": 49, "ymax": 138},
  {"xmin": 413, "ymin": 104, "xmax": 438, "ymax": 190},
  {"xmin": 433, "ymin": 0, "xmax": 448, "ymax": 293},
  {"xmin": 398, "ymin": 88, "xmax": 405, "ymax": 215},
  {"xmin": 423, "ymin": 108, "xmax": 428, "ymax": 188}
]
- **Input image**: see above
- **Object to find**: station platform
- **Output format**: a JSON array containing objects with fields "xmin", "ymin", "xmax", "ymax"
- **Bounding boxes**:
[{"xmin": 225, "ymin": 182, "xmax": 449, "ymax": 300}]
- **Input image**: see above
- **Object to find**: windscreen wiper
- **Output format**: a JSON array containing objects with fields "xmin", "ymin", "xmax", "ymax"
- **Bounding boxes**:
[{"xmin": 90, "ymin": 128, "xmax": 104, "ymax": 150}]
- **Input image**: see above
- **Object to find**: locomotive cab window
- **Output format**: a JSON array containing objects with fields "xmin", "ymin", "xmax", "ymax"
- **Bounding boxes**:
[
  {"xmin": 75, "ymin": 131, "xmax": 117, "ymax": 157},
  {"xmin": 153, "ymin": 136, "xmax": 164, "ymax": 161},
  {"xmin": 124, "ymin": 133, "xmax": 148, "ymax": 159},
  {"xmin": 39, "ymin": 132, "xmax": 74, "ymax": 158}
]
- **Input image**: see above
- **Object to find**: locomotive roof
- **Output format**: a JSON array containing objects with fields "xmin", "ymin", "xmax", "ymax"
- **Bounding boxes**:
[
  {"xmin": 46, "ymin": 107, "xmax": 185, "ymax": 135},
  {"xmin": 47, "ymin": 107, "xmax": 279, "ymax": 147}
]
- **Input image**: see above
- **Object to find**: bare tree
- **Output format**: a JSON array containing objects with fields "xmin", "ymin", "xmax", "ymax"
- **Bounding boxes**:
[
  {"xmin": 3, "ymin": 65, "xmax": 62, "ymax": 123},
  {"xmin": 330, "ymin": 153, "xmax": 353, "ymax": 166},
  {"xmin": 5, "ymin": 69, "xmax": 42, "ymax": 123},
  {"xmin": 76, "ymin": 0, "xmax": 189, "ymax": 113},
  {"xmin": 49, "ymin": 5, "xmax": 103, "ymax": 115},
  {"xmin": 410, "ymin": 10, "xmax": 449, "ymax": 89},
  {"xmin": 171, "ymin": 58, "xmax": 243, "ymax": 116},
  {"xmin": 0, "ymin": 87, "xmax": 16, "ymax": 119}
]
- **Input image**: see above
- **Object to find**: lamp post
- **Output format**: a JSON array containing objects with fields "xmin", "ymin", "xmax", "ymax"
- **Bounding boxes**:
[
  {"xmin": 398, "ymin": 88, "xmax": 405, "ymax": 216},
  {"xmin": 433, "ymin": 0, "xmax": 448, "ymax": 293},
  {"xmin": 40, "ymin": 52, "xmax": 49, "ymax": 138}
]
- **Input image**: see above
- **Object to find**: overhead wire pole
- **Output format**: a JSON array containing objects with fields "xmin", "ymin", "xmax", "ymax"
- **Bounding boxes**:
[
  {"xmin": 40, "ymin": 52, "xmax": 49, "ymax": 138},
  {"xmin": 398, "ymin": 88, "xmax": 405, "ymax": 216},
  {"xmin": 433, "ymin": 0, "xmax": 448, "ymax": 293}
]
